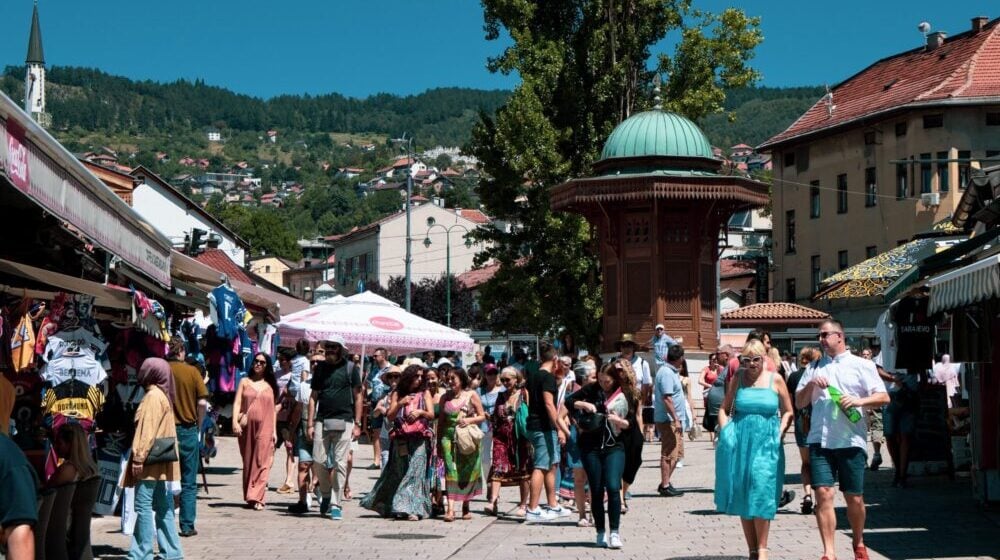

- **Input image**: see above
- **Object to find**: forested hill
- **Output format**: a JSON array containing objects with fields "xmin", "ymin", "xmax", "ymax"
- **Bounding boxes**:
[
  {"xmin": 0, "ymin": 66, "xmax": 510, "ymax": 147},
  {"xmin": 700, "ymin": 85, "xmax": 826, "ymax": 148},
  {"xmin": 1, "ymin": 66, "xmax": 822, "ymax": 150}
]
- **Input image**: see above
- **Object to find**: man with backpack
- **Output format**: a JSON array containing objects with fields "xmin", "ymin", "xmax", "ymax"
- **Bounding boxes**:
[{"xmin": 307, "ymin": 337, "xmax": 362, "ymax": 521}]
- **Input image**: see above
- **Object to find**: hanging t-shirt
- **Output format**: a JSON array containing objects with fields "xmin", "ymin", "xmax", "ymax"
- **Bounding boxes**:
[
  {"xmin": 42, "ymin": 354, "xmax": 108, "ymax": 387},
  {"xmin": 895, "ymin": 297, "xmax": 935, "ymax": 372},
  {"xmin": 10, "ymin": 313, "xmax": 36, "ymax": 373},
  {"xmin": 209, "ymin": 285, "xmax": 246, "ymax": 340},
  {"xmin": 42, "ymin": 379, "xmax": 105, "ymax": 420}
]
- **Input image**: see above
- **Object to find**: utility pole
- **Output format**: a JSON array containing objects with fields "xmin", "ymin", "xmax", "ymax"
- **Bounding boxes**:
[{"xmin": 393, "ymin": 134, "xmax": 415, "ymax": 312}]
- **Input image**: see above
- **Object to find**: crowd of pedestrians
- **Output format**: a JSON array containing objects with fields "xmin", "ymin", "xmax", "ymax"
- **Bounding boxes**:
[{"xmin": 0, "ymin": 317, "xmax": 909, "ymax": 559}]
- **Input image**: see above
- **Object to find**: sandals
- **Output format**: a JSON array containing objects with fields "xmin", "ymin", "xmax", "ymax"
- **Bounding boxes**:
[
  {"xmin": 252, "ymin": 502, "xmax": 265, "ymax": 511},
  {"xmin": 443, "ymin": 511, "xmax": 455, "ymax": 522},
  {"xmin": 801, "ymin": 494, "xmax": 814, "ymax": 515},
  {"xmin": 484, "ymin": 500, "xmax": 499, "ymax": 516},
  {"xmin": 577, "ymin": 517, "xmax": 593, "ymax": 527}
]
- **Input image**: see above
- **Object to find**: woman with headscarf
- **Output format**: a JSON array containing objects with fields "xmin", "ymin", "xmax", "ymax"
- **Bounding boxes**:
[
  {"xmin": 122, "ymin": 357, "xmax": 182, "ymax": 560},
  {"xmin": 232, "ymin": 352, "xmax": 278, "ymax": 510}
]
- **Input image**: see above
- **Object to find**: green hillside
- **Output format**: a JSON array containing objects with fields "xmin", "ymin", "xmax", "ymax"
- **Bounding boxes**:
[
  {"xmin": 1, "ymin": 66, "xmax": 509, "ymax": 148},
  {"xmin": 700, "ymin": 86, "xmax": 825, "ymax": 148}
]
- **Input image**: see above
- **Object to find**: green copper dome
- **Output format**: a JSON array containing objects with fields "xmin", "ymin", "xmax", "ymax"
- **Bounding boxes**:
[{"xmin": 600, "ymin": 110, "xmax": 713, "ymax": 161}]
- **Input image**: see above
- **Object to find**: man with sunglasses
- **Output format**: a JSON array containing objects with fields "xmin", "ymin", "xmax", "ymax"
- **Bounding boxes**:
[
  {"xmin": 307, "ymin": 337, "xmax": 362, "ymax": 521},
  {"xmin": 796, "ymin": 320, "xmax": 889, "ymax": 560}
]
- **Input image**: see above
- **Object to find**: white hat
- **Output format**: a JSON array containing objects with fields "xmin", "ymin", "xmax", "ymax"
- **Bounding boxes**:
[
  {"xmin": 402, "ymin": 357, "xmax": 426, "ymax": 368},
  {"xmin": 655, "ymin": 324, "xmax": 665, "ymax": 330},
  {"xmin": 433, "ymin": 358, "xmax": 453, "ymax": 368},
  {"xmin": 321, "ymin": 335, "xmax": 348, "ymax": 350}
]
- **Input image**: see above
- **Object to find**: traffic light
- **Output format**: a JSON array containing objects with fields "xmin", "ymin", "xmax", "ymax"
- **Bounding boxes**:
[{"xmin": 187, "ymin": 228, "xmax": 208, "ymax": 256}]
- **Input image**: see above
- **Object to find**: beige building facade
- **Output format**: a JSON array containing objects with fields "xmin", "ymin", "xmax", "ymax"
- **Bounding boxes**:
[
  {"xmin": 770, "ymin": 105, "xmax": 998, "ymax": 304},
  {"xmin": 331, "ymin": 203, "xmax": 488, "ymax": 296},
  {"xmin": 760, "ymin": 17, "xmax": 1000, "ymax": 324}
]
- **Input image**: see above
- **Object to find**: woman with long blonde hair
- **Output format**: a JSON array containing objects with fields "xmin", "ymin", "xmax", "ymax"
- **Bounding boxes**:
[
  {"xmin": 46, "ymin": 423, "xmax": 98, "ymax": 489},
  {"xmin": 714, "ymin": 340, "xmax": 794, "ymax": 560}
]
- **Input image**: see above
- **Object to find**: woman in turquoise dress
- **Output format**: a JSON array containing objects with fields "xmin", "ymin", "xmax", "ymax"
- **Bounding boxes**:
[
  {"xmin": 438, "ymin": 367, "xmax": 486, "ymax": 521},
  {"xmin": 715, "ymin": 340, "xmax": 794, "ymax": 560}
]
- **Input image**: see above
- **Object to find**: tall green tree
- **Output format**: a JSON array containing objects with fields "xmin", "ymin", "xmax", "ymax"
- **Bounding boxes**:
[{"xmin": 470, "ymin": 0, "xmax": 762, "ymax": 347}]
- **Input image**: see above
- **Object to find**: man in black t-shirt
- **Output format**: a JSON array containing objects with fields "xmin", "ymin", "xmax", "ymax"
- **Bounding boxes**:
[
  {"xmin": 307, "ymin": 337, "xmax": 362, "ymax": 520},
  {"xmin": 1, "ymin": 434, "xmax": 38, "ymax": 560},
  {"xmin": 524, "ymin": 342, "xmax": 572, "ymax": 523}
]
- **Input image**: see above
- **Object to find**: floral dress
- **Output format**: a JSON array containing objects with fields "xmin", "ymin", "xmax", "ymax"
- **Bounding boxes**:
[{"xmin": 489, "ymin": 389, "xmax": 532, "ymax": 485}]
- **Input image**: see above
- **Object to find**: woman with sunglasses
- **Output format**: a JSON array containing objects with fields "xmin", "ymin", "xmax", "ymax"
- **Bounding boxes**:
[
  {"xmin": 566, "ymin": 360, "xmax": 639, "ymax": 549},
  {"xmin": 232, "ymin": 352, "xmax": 279, "ymax": 510},
  {"xmin": 486, "ymin": 367, "xmax": 532, "ymax": 516},
  {"xmin": 714, "ymin": 340, "xmax": 794, "ymax": 560},
  {"xmin": 361, "ymin": 365, "xmax": 434, "ymax": 520}
]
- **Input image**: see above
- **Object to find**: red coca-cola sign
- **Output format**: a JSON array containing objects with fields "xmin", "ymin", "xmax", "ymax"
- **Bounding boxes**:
[
  {"xmin": 370, "ymin": 316, "xmax": 404, "ymax": 331},
  {"xmin": 6, "ymin": 121, "xmax": 30, "ymax": 192}
]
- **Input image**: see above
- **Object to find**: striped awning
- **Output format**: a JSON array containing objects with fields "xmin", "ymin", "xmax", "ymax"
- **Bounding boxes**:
[{"xmin": 927, "ymin": 254, "xmax": 1000, "ymax": 314}]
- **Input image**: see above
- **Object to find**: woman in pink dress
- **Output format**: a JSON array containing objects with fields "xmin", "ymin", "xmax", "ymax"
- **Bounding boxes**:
[{"xmin": 232, "ymin": 352, "xmax": 278, "ymax": 510}]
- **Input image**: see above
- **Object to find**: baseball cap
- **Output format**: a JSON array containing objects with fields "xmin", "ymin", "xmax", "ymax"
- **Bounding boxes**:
[{"xmin": 655, "ymin": 324, "xmax": 665, "ymax": 330}]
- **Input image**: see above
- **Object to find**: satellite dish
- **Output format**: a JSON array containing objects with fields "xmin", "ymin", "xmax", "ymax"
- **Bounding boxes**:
[{"xmin": 918, "ymin": 21, "xmax": 931, "ymax": 33}]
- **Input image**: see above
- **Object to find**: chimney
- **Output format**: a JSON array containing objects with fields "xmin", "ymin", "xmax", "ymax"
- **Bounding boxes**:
[
  {"xmin": 926, "ymin": 31, "xmax": 947, "ymax": 50},
  {"xmin": 971, "ymin": 16, "xmax": 988, "ymax": 33}
]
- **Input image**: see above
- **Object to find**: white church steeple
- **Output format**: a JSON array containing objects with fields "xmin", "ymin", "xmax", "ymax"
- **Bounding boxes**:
[{"xmin": 25, "ymin": 1, "xmax": 49, "ymax": 126}]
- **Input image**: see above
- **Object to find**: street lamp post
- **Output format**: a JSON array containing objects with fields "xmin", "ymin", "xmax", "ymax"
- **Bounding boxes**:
[
  {"xmin": 392, "ymin": 134, "xmax": 415, "ymax": 312},
  {"xmin": 424, "ymin": 216, "xmax": 471, "ymax": 328}
]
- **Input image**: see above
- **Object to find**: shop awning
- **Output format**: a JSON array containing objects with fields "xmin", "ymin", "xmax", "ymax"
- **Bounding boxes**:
[
  {"xmin": 814, "ymin": 237, "xmax": 964, "ymax": 300},
  {"xmin": 0, "ymin": 92, "xmax": 172, "ymax": 287},
  {"xmin": 171, "ymin": 251, "xmax": 308, "ymax": 321},
  {"xmin": 927, "ymin": 254, "xmax": 1000, "ymax": 314},
  {"xmin": 0, "ymin": 258, "xmax": 131, "ymax": 309}
]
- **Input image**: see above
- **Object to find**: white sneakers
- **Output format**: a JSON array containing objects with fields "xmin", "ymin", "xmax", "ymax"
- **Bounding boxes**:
[
  {"xmin": 596, "ymin": 532, "xmax": 623, "ymax": 549},
  {"xmin": 524, "ymin": 505, "xmax": 572, "ymax": 524}
]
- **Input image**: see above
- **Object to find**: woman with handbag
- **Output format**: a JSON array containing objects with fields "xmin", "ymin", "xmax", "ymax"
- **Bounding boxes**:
[
  {"xmin": 566, "ymin": 360, "xmax": 638, "ymax": 550},
  {"xmin": 713, "ymin": 340, "xmax": 794, "ymax": 560},
  {"xmin": 438, "ymin": 367, "xmax": 486, "ymax": 521},
  {"xmin": 122, "ymin": 358, "xmax": 182, "ymax": 560},
  {"xmin": 232, "ymin": 353, "xmax": 278, "ymax": 511},
  {"xmin": 360, "ymin": 365, "xmax": 433, "ymax": 520},
  {"xmin": 486, "ymin": 367, "xmax": 532, "ymax": 517}
]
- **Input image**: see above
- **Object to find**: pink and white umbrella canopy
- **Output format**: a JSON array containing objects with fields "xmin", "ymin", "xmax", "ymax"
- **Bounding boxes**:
[{"xmin": 276, "ymin": 291, "xmax": 473, "ymax": 355}]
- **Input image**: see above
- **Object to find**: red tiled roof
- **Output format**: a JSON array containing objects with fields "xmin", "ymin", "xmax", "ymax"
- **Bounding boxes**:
[
  {"xmin": 760, "ymin": 18, "xmax": 1000, "ymax": 149},
  {"xmin": 457, "ymin": 261, "xmax": 500, "ymax": 289},
  {"xmin": 194, "ymin": 249, "xmax": 255, "ymax": 284},
  {"xmin": 457, "ymin": 208, "xmax": 490, "ymax": 224},
  {"xmin": 721, "ymin": 303, "xmax": 831, "ymax": 322},
  {"xmin": 720, "ymin": 259, "xmax": 756, "ymax": 278}
]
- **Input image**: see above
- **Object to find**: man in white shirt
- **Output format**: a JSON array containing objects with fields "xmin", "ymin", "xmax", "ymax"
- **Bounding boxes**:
[{"xmin": 796, "ymin": 319, "xmax": 889, "ymax": 560}]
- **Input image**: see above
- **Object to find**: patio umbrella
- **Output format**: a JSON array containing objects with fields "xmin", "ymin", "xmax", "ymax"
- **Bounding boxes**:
[{"xmin": 275, "ymin": 290, "xmax": 474, "ymax": 355}]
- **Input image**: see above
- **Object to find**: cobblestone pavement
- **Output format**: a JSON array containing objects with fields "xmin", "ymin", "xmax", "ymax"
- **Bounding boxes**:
[{"xmin": 91, "ymin": 435, "xmax": 999, "ymax": 560}]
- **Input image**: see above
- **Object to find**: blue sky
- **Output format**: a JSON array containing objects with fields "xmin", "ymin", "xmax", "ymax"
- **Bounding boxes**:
[{"xmin": 1, "ymin": 1, "xmax": 996, "ymax": 99}]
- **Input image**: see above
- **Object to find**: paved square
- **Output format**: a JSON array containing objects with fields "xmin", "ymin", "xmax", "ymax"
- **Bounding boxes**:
[{"xmin": 91, "ymin": 435, "xmax": 999, "ymax": 559}]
